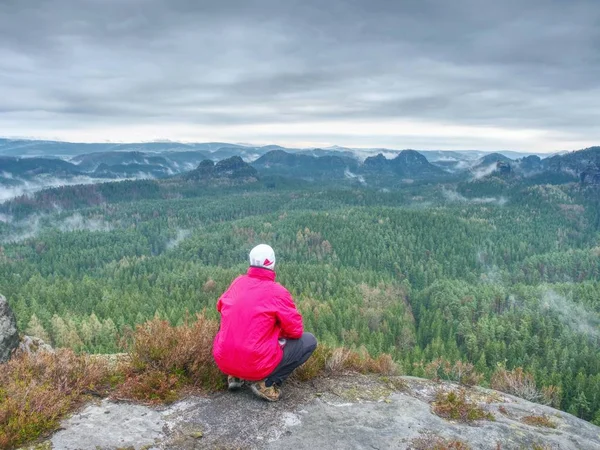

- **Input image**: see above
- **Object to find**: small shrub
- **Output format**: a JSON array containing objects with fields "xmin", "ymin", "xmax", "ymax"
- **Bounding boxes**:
[
  {"xmin": 491, "ymin": 366, "xmax": 545, "ymax": 403},
  {"xmin": 345, "ymin": 348, "xmax": 397, "ymax": 375},
  {"xmin": 541, "ymin": 385, "xmax": 562, "ymax": 408},
  {"xmin": 521, "ymin": 414, "xmax": 557, "ymax": 429},
  {"xmin": 293, "ymin": 345, "xmax": 331, "ymax": 381},
  {"xmin": 202, "ymin": 279, "xmax": 217, "ymax": 292},
  {"xmin": 0, "ymin": 349, "xmax": 112, "ymax": 449},
  {"xmin": 410, "ymin": 431, "xmax": 471, "ymax": 450},
  {"xmin": 424, "ymin": 358, "xmax": 483, "ymax": 387},
  {"xmin": 293, "ymin": 345, "xmax": 397, "ymax": 381},
  {"xmin": 498, "ymin": 406, "xmax": 509, "ymax": 416},
  {"xmin": 432, "ymin": 389, "xmax": 495, "ymax": 423},
  {"xmin": 115, "ymin": 314, "xmax": 225, "ymax": 403},
  {"xmin": 116, "ymin": 369, "xmax": 181, "ymax": 403}
]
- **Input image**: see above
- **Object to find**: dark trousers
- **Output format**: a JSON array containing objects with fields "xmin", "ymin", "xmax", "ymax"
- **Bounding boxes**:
[{"xmin": 265, "ymin": 332, "xmax": 317, "ymax": 387}]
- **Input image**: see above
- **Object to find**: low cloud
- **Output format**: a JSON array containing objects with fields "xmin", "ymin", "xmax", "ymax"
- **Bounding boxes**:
[
  {"xmin": 0, "ymin": 174, "xmax": 153, "ymax": 204},
  {"xmin": 58, "ymin": 213, "xmax": 112, "ymax": 232},
  {"xmin": 166, "ymin": 229, "xmax": 191, "ymax": 250},
  {"xmin": 442, "ymin": 188, "xmax": 507, "ymax": 206},
  {"xmin": 351, "ymin": 149, "xmax": 399, "ymax": 162},
  {"xmin": 344, "ymin": 168, "xmax": 366, "ymax": 185},
  {"xmin": 541, "ymin": 289, "xmax": 600, "ymax": 338},
  {"xmin": 1, "ymin": 212, "xmax": 113, "ymax": 243},
  {"xmin": 470, "ymin": 163, "xmax": 499, "ymax": 180},
  {"xmin": 476, "ymin": 250, "xmax": 503, "ymax": 284},
  {"xmin": 1, "ymin": 214, "xmax": 45, "ymax": 243}
]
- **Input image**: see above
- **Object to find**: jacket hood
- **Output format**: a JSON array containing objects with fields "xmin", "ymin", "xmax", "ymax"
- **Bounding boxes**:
[{"xmin": 247, "ymin": 266, "xmax": 276, "ymax": 281}]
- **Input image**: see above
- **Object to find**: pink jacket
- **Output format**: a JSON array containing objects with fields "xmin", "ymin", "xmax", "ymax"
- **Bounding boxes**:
[{"xmin": 213, "ymin": 267, "xmax": 304, "ymax": 381}]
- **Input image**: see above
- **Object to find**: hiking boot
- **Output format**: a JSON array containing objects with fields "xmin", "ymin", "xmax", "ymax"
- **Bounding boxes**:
[
  {"xmin": 227, "ymin": 375, "xmax": 244, "ymax": 391},
  {"xmin": 250, "ymin": 380, "xmax": 281, "ymax": 402}
]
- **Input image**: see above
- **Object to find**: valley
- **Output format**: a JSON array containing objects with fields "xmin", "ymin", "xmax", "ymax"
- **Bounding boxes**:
[{"xmin": 1, "ymin": 143, "xmax": 599, "ymax": 425}]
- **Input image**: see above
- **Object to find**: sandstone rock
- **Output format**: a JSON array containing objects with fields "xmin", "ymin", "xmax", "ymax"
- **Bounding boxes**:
[
  {"xmin": 0, "ymin": 293, "xmax": 19, "ymax": 363},
  {"xmin": 47, "ymin": 374, "xmax": 600, "ymax": 450},
  {"xmin": 18, "ymin": 335, "xmax": 55, "ymax": 356}
]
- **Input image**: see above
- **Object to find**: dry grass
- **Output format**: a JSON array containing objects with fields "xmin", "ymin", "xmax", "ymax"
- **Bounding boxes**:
[
  {"xmin": 432, "ymin": 389, "xmax": 495, "ymax": 423},
  {"xmin": 293, "ymin": 345, "xmax": 397, "ymax": 381},
  {"xmin": 0, "ymin": 349, "xmax": 113, "ymax": 449},
  {"xmin": 521, "ymin": 414, "xmax": 557, "ymax": 429},
  {"xmin": 423, "ymin": 358, "xmax": 484, "ymax": 387},
  {"xmin": 491, "ymin": 367, "xmax": 561, "ymax": 407},
  {"xmin": 410, "ymin": 431, "xmax": 471, "ymax": 450},
  {"xmin": 115, "ymin": 314, "xmax": 225, "ymax": 403}
]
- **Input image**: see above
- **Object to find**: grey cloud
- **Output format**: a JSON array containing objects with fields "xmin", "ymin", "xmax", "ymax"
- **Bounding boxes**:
[{"xmin": 1, "ymin": 0, "xmax": 600, "ymax": 148}]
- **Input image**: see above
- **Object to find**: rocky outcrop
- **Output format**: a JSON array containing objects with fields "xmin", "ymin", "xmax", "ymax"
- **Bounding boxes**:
[
  {"xmin": 252, "ymin": 150, "xmax": 359, "ymax": 180},
  {"xmin": 45, "ymin": 375, "xmax": 600, "ymax": 449},
  {"xmin": 580, "ymin": 166, "xmax": 600, "ymax": 185},
  {"xmin": 543, "ymin": 146, "xmax": 600, "ymax": 176},
  {"xmin": 18, "ymin": 335, "xmax": 54, "ymax": 356},
  {"xmin": 361, "ymin": 151, "xmax": 444, "ymax": 179},
  {"xmin": 519, "ymin": 155, "xmax": 542, "ymax": 172},
  {"xmin": 362, "ymin": 153, "xmax": 389, "ymax": 171},
  {"xmin": 0, "ymin": 293, "xmax": 19, "ymax": 363},
  {"xmin": 183, "ymin": 156, "xmax": 258, "ymax": 184},
  {"xmin": 496, "ymin": 160, "xmax": 512, "ymax": 175}
]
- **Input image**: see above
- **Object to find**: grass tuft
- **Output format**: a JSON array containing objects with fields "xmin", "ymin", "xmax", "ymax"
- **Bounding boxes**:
[
  {"xmin": 410, "ymin": 431, "xmax": 471, "ymax": 450},
  {"xmin": 521, "ymin": 414, "xmax": 557, "ymax": 429},
  {"xmin": 293, "ymin": 345, "xmax": 397, "ymax": 381},
  {"xmin": 432, "ymin": 389, "xmax": 495, "ymax": 423},
  {"xmin": 422, "ymin": 358, "xmax": 484, "ymax": 387}
]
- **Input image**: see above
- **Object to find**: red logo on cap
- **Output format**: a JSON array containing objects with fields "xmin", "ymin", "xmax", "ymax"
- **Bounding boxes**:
[{"xmin": 263, "ymin": 258, "xmax": 273, "ymax": 266}]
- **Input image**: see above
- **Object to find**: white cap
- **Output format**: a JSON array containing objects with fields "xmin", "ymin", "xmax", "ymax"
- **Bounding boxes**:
[{"xmin": 249, "ymin": 244, "xmax": 276, "ymax": 270}]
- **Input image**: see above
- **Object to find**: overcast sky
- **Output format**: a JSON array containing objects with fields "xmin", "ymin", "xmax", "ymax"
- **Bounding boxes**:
[{"xmin": 1, "ymin": 0, "xmax": 599, "ymax": 151}]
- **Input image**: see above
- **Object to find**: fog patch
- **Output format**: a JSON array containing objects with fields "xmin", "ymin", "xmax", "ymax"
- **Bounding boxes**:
[
  {"xmin": 244, "ymin": 154, "xmax": 261, "ymax": 163},
  {"xmin": 476, "ymin": 250, "xmax": 503, "ymax": 284},
  {"xmin": 58, "ymin": 213, "xmax": 112, "ymax": 232},
  {"xmin": 561, "ymin": 167, "xmax": 579, "ymax": 178},
  {"xmin": 471, "ymin": 163, "xmax": 498, "ymax": 180},
  {"xmin": 442, "ymin": 188, "xmax": 507, "ymax": 206},
  {"xmin": 351, "ymin": 149, "xmax": 399, "ymax": 162},
  {"xmin": 0, "ymin": 174, "xmax": 153, "ymax": 203},
  {"xmin": 1, "ymin": 214, "xmax": 45, "ymax": 243},
  {"xmin": 344, "ymin": 169, "xmax": 366, "ymax": 185},
  {"xmin": 541, "ymin": 289, "xmax": 600, "ymax": 338},
  {"xmin": 1, "ymin": 212, "xmax": 113, "ymax": 242},
  {"xmin": 166, "ymin": 229, "xmax": 191, "ymax": 249}
]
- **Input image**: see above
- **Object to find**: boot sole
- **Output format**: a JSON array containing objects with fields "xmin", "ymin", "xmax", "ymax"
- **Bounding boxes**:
[
  {"xmin": 250, "ymin": 384, "xmax": 280, "ymax": 402},
  {"xmin": 228, "ymin": 381, "xmax": 244, "ymax": 391}
]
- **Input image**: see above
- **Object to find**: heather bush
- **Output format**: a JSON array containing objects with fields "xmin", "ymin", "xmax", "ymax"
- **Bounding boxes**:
[
  {"xmin": 115, "ymin": 314, "xmax": 225, "ymax": 402},
  {"xmin": 0, "ymin": 349, "xmax": 112, "ymax": 449}
]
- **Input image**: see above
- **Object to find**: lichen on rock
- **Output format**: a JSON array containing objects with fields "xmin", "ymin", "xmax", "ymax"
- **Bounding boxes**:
[{"xmin": 40, "ymin": 374, "xmax": 600, "ymax": 450}]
